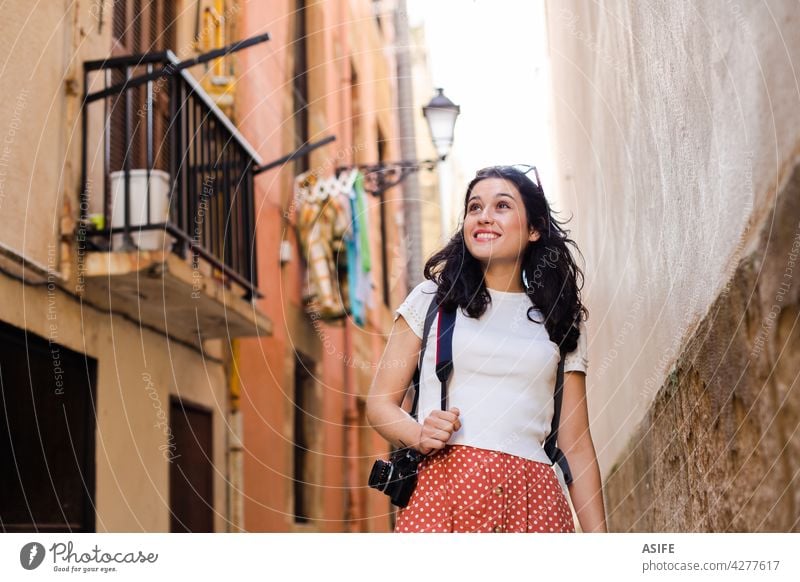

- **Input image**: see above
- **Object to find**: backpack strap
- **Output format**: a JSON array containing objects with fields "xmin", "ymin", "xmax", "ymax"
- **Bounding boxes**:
[
  {"xmin": 544, "ymin": 350, "xmax": 574, "ymax": 485},
  {"xmin": 409, "ymin": 298, "xmax": 456, "ymax": 419},
  {"xmin": 409, "ymin": 294, "xmax": 440, "ymax": 421},
  {"xmin": 434, "ymin": 308, "xmax": 457, "ymax": 410}
]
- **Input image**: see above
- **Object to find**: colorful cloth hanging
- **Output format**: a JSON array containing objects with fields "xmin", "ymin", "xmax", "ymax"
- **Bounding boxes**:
[
  {"xmin": 344, "ymin": 176, "xmax": 364, "ymax": 326},
  {"xmin": 351, "ymin": 172, "xmax": 374, "ymax": 315},
  {"xmin": 295, "ymin": 169, "xmax": 375, "ymax": 325},
  {"xmin": 295, "ymin": 172, "xmax": 349, "ymax": 320}
]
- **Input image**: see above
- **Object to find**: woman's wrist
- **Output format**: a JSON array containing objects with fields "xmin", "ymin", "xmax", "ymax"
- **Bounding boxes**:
[
  {"xmin": 395, "ymin": 417, "xmax": 424, "ymax": 452},
  {"xmin": 368, "ymin": 402, "xmax": 422, "ymax": 450}
]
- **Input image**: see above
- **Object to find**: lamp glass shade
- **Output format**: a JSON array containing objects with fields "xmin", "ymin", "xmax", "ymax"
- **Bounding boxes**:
[{"xmin": 423, "ymin": 88, "xmax": 460, "ymax": 159}]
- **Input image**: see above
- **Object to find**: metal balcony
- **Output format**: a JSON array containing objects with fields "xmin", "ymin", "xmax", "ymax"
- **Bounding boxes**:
[{"xmin": 78, "ymin": 48, "xmax": 271, "ymax": 343}]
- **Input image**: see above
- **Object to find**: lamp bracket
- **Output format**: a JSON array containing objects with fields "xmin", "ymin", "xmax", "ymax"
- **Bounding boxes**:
[{"xmin": 337, "ymin": 156, "xmax": 444, "ymax": 196}]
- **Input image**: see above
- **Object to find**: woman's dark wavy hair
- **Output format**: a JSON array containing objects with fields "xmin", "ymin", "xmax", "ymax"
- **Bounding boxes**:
[{"xmin": 422, "ymin": 165, "xmax": 588, "ymax": 352}]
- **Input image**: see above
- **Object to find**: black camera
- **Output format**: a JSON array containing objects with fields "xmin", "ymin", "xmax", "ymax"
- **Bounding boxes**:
[{"xmin": 368, "ymin": 447, "xmax": 424, "ymax": 508}]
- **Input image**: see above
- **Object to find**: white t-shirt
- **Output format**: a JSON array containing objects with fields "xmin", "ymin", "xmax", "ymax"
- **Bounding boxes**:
[{"xmin": 393, "ymin": 279, "xmax": 588, "ymax": 465}]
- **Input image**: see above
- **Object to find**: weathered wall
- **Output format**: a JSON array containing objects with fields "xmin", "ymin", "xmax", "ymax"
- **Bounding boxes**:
[
  {"xmin": 0, "ymin": 0, "xmax": 238, "ymax": 532},
  {"xmin": 544, "ymin": 0, "xmax": 800, "ymax": 530},
  {"xmin": 606, "ymin": 163, "xmax": 800, "ymax": 531},
  {"xmin": 0, "ymin": 1, "xmax": 70, "ymax": 269}
]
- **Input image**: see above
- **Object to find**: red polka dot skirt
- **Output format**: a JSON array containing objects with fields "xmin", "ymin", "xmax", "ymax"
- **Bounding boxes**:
[{"xmin": 394, "ymin": 444, "xmax": 575, "ymax": 533}]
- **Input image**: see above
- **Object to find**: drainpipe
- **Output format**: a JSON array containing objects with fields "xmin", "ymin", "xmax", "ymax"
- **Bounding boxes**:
[
  {"xmin": 343, "ymin": 320, "xmax": 361, "ymax": 531},
  {"xmin": 394, "ymin": 0, "xmax": 424, "ymax": 288},
  {"xmin": 226, "ymin": 338, "xmax": 245, "ymax": 531}
]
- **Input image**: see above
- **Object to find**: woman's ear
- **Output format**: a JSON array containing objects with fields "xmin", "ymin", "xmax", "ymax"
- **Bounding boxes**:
[{"xmin": 529, "ymin": 229, "xmax": 541, "ymax": 242}]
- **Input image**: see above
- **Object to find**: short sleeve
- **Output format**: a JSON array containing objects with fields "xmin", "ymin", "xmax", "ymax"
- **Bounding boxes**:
[
  {"xmin": 392, "ymin": 280, "xmax": 437, "ymax": 339},
  {"xmin": 563, "ymin": 318, "xmax": 588, "ymax": 374}
]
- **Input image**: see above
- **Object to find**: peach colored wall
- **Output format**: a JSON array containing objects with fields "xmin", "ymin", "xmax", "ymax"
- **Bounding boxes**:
[{"xmin": 235, "ymin": 0, "xmax": 406, "ymax": 532}]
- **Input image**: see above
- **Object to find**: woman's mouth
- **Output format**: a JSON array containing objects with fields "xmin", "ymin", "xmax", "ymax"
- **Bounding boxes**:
[{"xmin": 474, "ymin": 232, "xmax": 500, "ymax": 242}]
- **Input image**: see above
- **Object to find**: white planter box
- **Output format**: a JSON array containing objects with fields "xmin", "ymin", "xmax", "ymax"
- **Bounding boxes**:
[{"xmin": 110, "ymin": 169, "xmax": 174, "ymax": 251}]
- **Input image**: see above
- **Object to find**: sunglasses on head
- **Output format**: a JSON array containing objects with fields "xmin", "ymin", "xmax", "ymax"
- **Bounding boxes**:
[
  {"xmin": 508, "ymin": 164, "xmax": 543, "ymax": 191},
  {"xmin": 496, "ymin": 164, "xmax": 552, "ymax": 239}
]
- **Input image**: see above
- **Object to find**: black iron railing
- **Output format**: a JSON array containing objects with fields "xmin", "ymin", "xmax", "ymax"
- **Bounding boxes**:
[{"xmin": 81, "ymin": 48, "xmax": 263, "ymax": 298}]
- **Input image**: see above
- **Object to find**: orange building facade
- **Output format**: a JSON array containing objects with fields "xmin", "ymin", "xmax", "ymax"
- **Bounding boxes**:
[{"xmin": 234, "ymin": 0, "xmax": 411, "ymax": 532}]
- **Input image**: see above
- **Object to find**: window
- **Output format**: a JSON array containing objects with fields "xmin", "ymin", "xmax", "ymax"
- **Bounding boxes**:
[
  {"xmin": 293, "ymin": 0, "xmax": 310, "ymax": 173},
  {"xmin": 293, "ymin": 352, "xmax": 318, "ymax": 523},
  {"xmin": 109, "ymin": 0, "xmax": 177, "ymax": 174},
  {"xmin": 0, "ymin": 321, "xmax": 97, "ymax": 532},
  {"xmin": 372, "ymin": 0, "xmax": 383, "ymax": 33}
]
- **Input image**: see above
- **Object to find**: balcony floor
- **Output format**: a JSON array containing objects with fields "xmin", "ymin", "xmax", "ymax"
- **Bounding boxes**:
[{"xmin": 81, "ymin": 249, "xmax": 272, "ymax": 345}]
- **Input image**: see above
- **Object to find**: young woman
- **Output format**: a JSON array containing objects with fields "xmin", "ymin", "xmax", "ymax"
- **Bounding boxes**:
[{"xmin": 366, "ymin": 165, "xmax": 606, "ymax": 533}]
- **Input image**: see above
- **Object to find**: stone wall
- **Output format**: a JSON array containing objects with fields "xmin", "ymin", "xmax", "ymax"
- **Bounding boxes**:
[{"xmin": 606, "ymin": 161, "xmax": 800, "ymax": 531}]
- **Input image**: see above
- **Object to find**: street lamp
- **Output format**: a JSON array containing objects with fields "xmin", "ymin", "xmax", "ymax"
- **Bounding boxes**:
[
  {"xmin": 423, "ymin": 88, "xmax": 460, "ymax": 245},
  {"xmin": 423, "ymin": 87, "xmax": 460, "ymax": 160}
]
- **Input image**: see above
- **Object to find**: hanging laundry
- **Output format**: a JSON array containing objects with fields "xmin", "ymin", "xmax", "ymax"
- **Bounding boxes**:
[
  {"xmin": 353, "ymin": 172, "xmax": 374, "ymax": 311},
  {"xmin": 344, "ymin": 171, "xmax": 365, "ymax": 326},
  {"xmin": 329, "ymin": 179, "xmax": 352, "ymax": 316},
  {"xmin": 324, "ymin": 169, "xmax": 357, "ymax": 326},
  {"xmin": 353, "ymin": 172, "xmax": 372, "ymax": 272},
  {"xmin": 294, "ymin": 172, "xmax": 318, "ymax": 304},
  {"xmin": 295, "ymin": 172, "xmax": 350, "ymax": 320},
  {"xmin": 342, "ymin": 171, "xmax": 374, "ymax": 324}
]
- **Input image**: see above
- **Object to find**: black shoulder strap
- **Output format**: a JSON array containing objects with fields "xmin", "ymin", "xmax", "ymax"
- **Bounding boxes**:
[
  {"xmin": 409, "ymin": 293, "xmax": 440, "ymax": 421},
  {"xmin": 435, "ymin": 308, "xmax": 456, "ymax": 410},
  {"xmin": 544, "ymin": 350, "xmax": 574, "ymax": 485}
]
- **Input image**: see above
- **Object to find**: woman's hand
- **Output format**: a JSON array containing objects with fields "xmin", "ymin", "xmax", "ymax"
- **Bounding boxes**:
[{"xmin": 417, "ymin": 407, "xmax": 461, "ymax": 455}]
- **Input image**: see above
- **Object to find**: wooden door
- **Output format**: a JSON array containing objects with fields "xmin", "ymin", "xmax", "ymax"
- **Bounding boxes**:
[{"xmin": 169, "ymin": 397, "xmax": 214, "ymax": 532}]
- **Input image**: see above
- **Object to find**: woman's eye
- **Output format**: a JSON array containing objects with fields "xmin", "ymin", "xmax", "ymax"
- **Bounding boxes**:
[
  {"xmin": 468, "ymin": 204, "xmax": 481, "ymax": 212},
  {"xmin": 498, "ymin": 201, "xmax": 510, "ymax": 209}
]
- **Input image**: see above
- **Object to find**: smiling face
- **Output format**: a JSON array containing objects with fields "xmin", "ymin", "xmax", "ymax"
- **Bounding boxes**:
[{"xmin": 463, "ymin": 177, "xmax": 540, "ymax": 266}]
